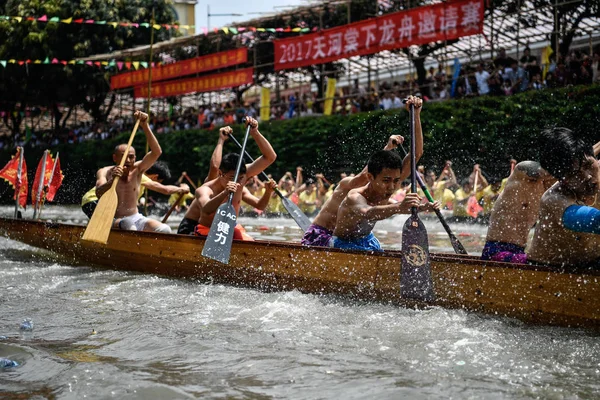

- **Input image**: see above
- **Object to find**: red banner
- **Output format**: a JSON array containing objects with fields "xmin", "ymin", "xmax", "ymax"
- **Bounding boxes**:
[
  {"xmin": 133, "ymin": 68, "xmax": 254, "ymax": 98},
  {"xmin": 0, "ymin": 147, "xmax": 28, "ymax": 208},
  {"xmin": 274, "ymin": 0, "xmax": 483, "ymax": 70},
  {"xmin": 111, "ymin": 48, "xmax": 248, "ymax": 90}
]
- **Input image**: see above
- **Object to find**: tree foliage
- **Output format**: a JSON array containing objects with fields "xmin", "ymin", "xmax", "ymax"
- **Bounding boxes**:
[
  {"xmin": 0, "ymin": 0, "xmax": 178, "ymax": 134},
  {"xmin": 2, "ymin": 84, "xmax": 599, "ymax": 204}
]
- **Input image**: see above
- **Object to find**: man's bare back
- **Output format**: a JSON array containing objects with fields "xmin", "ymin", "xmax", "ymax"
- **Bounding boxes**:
[
  {"xmin": 486, "ymin": 161, "xmax": 554, "ymax": 247},
  {"xmin": 527, "ymin": 185, "xmax": 600, "ymax": 265}
]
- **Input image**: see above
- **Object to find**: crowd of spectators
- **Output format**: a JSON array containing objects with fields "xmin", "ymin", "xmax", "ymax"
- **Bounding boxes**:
[{"xmin": 2, "ymin": 46, "xmax": 599, "ymax": 149}]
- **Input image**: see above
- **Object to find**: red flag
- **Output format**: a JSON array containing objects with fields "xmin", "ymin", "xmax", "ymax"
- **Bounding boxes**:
[
  {"xmin": 46, "ymin": 155, "xmax": 63, "ymax": 202},
  {"xmin": 0, "ymin": 147, "xmax": 28, "ymax": 208},
  {"xmin": 31, "ymin": 152, "xmax": 54, "ymax": 205}
]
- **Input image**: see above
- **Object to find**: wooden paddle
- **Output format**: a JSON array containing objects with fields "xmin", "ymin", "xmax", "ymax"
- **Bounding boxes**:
[
  {"xmin": 467, "ymin": 169, "xmax": 483, "ymax": 218},
  {"xmin": 228, "ymin": 133, "xmax": 312, "ymax": 232},
  {"xmin": 183, "ymin": 174, "xmax": 197, "ymax": 190},
  {"xmin": 400, "ymin": 102, "xmax": 434, "ymax": 301},
  {"xmin": 161, "ymin": 193, "xmax": 185, "ymax": 223},
  {"xmin": 82, "ymin": 119, "xmax": 140, "ymax": 244},
  {"xmin": 397, "ymin": 144, "xmax": 468, "ymax": 255},
  {"xmin": 201, "ymin": 123, "xmax": 252, "ymax": 264}
]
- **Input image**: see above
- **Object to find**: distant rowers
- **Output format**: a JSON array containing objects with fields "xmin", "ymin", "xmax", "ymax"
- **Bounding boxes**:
[
  {"xmin": 93, "ymin": 111, "xmax": 173, "ymax": 233},
  {"xmin": 527, "ymin": 128, "xmax": 600, "ymax": 266},
  {"xmin": 194, "ymin": 117, "xmax": 276, "ymax": 240},
  {"xmin": 481, "ymin": 161, "xmax": 554, "ymax": 263}
]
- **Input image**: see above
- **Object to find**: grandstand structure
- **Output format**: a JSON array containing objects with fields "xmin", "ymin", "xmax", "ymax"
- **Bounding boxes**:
[{"xmin": 2, "ymin": 0, "xmax": 599, "ymax": 136}]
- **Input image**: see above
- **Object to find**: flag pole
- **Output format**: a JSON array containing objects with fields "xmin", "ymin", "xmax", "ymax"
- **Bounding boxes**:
[
  {"xmin": 33, "ymin": 150, "xmax": 48, "ymax": 220},
  {"xmin": 14, "ymin": 147, "xmax": 24, "ymax": 219},
  {"xmin": 143, "ymin": 2, "xmax": 156, "ymax": 216},
  {"xmin": 38, "ymin": 152, "xmax": 59, "ymax": 220}
]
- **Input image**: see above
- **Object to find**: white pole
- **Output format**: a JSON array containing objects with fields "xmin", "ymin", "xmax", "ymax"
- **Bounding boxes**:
[
  {"xmin": 14, "ymin": 147, "xmax": 24, "ymax": 219},
  {"xmin": 33, "ymin": 150, "xmax": 48, "ymax": 220}
]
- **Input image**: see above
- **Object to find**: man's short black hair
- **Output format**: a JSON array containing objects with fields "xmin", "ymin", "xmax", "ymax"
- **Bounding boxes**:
[
  {"xmin": 538, "ymin": 127, "xmax": 593, "ymax": 180},
  {"xmin": 367, "ymin": 150, "xmax": 403, "ymax": 177},
  {"xmin": 146, "ymin": 161, "xmax": 171, "ymax": 181},
  {"xmin": 220, "ymin": 153, "xmax": 247, "ymax": 175}
]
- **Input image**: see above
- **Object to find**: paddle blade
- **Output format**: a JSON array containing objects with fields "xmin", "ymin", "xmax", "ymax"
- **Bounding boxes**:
[
  {"xmin": 466, "ymin": 195, "xmax": 483, "ymax": 218},
  {"xmin": 82, "ymin": 189, "xmax": 118, "ymax": 244},
  {"xmin": 400, "ymin": 214, "xmax": 434, "ymax": 301},
  {"xmin": 280, "ymin": 195, "xmax": 311, "ymax": 232},
  {"xmin": 201, "ymin": 202, "xmax": 238, "ymax": 264}
]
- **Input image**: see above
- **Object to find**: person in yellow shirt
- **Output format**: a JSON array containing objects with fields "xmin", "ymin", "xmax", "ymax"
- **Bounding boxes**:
[
  {"xmin": 297, "ymin": 178, "xmax": 320, "ymax": 216},
  {"xmin": 168, "ymin": 183, "xmax": 194, "ymax": 213},
  {"xmin": 481, "ymin": 177, "xmax": 504, "ymax": 217},
  {"xmin": 258, "ymin": 178, "xmax": 281, "ymax": 216},
  {"xmin": 422, "ymin": 162, "xmax": 457, "ymax": 210},
  {"xmin": 453, "ymin": 165, "xmax": 486, "ymax": 218},
  {"xmin": 452, "ymin": 179, "xmax": 472, "ymax": 218}
]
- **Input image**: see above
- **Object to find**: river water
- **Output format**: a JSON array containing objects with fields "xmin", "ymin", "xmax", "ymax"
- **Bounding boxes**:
[{"xmin": 1, "ymin": 206, "xmax": 599, "ymax": 399}]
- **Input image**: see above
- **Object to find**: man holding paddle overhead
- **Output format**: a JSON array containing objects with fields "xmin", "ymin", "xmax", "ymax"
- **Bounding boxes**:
[
  {"xmin": 194, "ymin": 117, "xmax": 276, "ymax": 240},
  {"xmin": 94, "ymin": 111, "xmax": 171, "ymax": 233},
  {"xmin": 331, "ymin": 96, "xmax": 440, "ymax": 252},
  {"xmin": 178, "ymin": 124, "xmax": 277, "ymax": 235}
]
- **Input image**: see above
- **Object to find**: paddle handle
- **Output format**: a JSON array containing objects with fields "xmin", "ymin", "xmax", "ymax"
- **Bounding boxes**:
[
  {"xmin": 472, "ymin": 168, "xmax": 479, "ymax": 197},
  {"xmin": 409, "ymin": 103, "xmax": 417, "ymax": 216},
  {"xmin": 229, "ymin": 133, "xmax": 287, "ymax": 200},
  {"xmin": 110, "ymin": 119, "xmax": 141, "ymax": 192},
  {"xmin": 184, "ymin": 174, "xmax": 197, "ymax": 190},
  {"xmin": 162, "ymin": 193, "xmax": 185, "ymax": 223},
  {"xmin": 228, "ymin": 124, "xmax": 252, "ymax": 203},
  {"xmin": 397, "ymin": 144, "xmax": 468, "ymax": 255}
]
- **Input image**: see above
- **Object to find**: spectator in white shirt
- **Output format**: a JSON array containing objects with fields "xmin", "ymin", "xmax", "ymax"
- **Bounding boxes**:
[
  {"xmin": 380, "ymin": 93, "xmax": 393, "ymax": 110},
  {"xmin": 475, "ymin": 63, "xmax": 491, "ymax": 95}
]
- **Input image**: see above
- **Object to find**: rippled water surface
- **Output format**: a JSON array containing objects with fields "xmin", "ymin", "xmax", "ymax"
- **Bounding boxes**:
[{"xmin": 1, "ymin": 206, "xmax": 599, "ymax": 399}]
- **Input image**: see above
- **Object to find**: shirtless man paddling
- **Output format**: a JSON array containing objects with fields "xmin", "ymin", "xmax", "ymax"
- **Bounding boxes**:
[
  {"xmin": 301, "ymin": 95, "xmax": 422, "ymax": 247},
  {"xmin": 527, "ymin": 128, "xmax": 600, "ymax": 266},
  {"xmin": 194, "ymin": 117, "xmax": 277, "ymax": 240},
  {"xmin": 95, "ymin": 111, "xmax": 171, "ymax": 233},
  {"xmin": 482, "ymin": 161, "xmax": 554, "ymax": 262},
  {"xmin": 332, "ymin": 150, "xmax": 439, "ymax": 251}
]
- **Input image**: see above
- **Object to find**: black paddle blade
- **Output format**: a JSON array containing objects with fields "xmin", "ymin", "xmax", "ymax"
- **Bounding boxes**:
[
  {"xmin": 280, "ymin": 195, "xmax": 311, "ymax": 232},
  {"xmin": 201, "ymin": 202, "xmax": 238, "ymax": 264},
  {"xmin": 400, "ymin": 214, "xmax": 435, "ymax": 301}
]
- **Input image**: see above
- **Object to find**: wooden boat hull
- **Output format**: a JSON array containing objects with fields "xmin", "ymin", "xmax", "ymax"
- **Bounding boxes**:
[{"xmin": 1, "ymin": 218, "xmax": 599, "ymax": 329}]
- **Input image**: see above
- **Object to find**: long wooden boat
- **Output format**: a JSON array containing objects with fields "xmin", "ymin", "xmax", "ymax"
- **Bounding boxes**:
[{"xmin": 1, "ymin": 217, "xmax": 599, "ymax": 329}]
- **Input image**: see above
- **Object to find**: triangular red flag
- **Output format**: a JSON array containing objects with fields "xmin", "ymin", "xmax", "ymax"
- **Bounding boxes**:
[
  {"xmin": 0, "ymin": 147, "xmax": 28, "ymax": 208},
  {"xmin": 466, "ymin": 195, "xmax": 483, "ymax": 218},
  {"xmin": 46, "ymin": 155, "xmax": 63, "ymax": 202},
  {"xmin": 31, "ymin": 152, "xmax": 54, "ymax": 206}
]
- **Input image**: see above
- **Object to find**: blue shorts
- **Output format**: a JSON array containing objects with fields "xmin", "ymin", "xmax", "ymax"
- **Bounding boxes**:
[{"xmin": 332, "ymin": 232, "xmax": 382, "ymax": 252}]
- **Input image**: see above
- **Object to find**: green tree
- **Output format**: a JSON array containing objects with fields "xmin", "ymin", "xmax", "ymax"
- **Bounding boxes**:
[{"xmin": 0, "ymin": 0, "xmax": 178, "ymax": 135}]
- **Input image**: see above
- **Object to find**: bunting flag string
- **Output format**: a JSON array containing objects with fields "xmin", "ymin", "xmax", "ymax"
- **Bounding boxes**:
[
  {"xmin": 0, "ymin": 15, "xmax": 314, "ymax": 35},
  {"xmin": 0, "ymin": 58, "xmax": 160, "ymax": 70},
  {"xmin": 0, "ymin": 15, "xmax": 194, "ymax": 31}
]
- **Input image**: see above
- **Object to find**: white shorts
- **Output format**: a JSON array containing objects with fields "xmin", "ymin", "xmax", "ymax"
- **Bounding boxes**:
[{"xmin": 117, "ymin": 213, "xmax": 149, "ymax": 231}]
